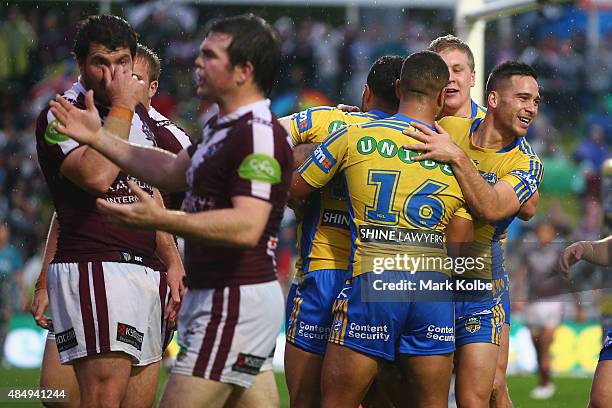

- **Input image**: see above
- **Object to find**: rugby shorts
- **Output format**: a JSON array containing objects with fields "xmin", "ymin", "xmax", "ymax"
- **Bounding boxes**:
[
  {"xmin": 328, "ymin": 271, "xmax": 454, "ymax": 361},
  {"xmin": 525, "ymin": 300, "xmax": 564, "ymax": 330},
  {"xmin": 47, "ymin": 262, "xmax": 168, "ymax": 365},
  {"xmin": 172, "ymin": 280, "xmax": 284, "ymax": 388},
  {"xmin": 454, "ymin": 276, "xmax": 506, "ymax": 347},
  {"xmin": 285, "ymin": 269, "xmax": 348, "ymax": 355},
  {"xmin": 600, "ymin": 329, "xmax": 612, "ymax": 361}
]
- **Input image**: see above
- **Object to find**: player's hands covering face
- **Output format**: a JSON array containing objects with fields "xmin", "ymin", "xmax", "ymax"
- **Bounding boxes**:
[{"xmin": 97, "ymin": 180, "xmax": 163, "ymax": 230}]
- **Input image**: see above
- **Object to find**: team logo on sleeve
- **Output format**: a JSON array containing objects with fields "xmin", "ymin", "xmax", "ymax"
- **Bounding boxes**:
[
  {"xmin": 296, "ymin": 110, "xmax": 313, "ymax": 133},
  {"xmin": 238, "ymin": 153, "xmax": 281, "ymax": 184},
  {"xmin": 44, "ymin": 120, "xmax": 71, "ymax": 145},
  {"xmin": 465, "ymin": 316, "xmax": 481, "ymax": 333},
  {"xmin": 313, "ymin": 145, "xmax": 336, "ymax": 174},
  {"xmin": 479, "ymin": 171, "xmax": 498, "ymax": 185},
  {"xmin": 510, "ymin": 169, "xmax": 539, "ymax": 193},
  {"xmin": 116, "ymin": 323, "xmax": 144, "ymax": 351},
  {"xmin": 55, "ymin": 328, "xmax": 78, "ymax": 352}
]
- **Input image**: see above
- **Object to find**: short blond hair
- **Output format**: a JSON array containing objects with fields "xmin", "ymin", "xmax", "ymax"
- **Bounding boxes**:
[{"xmin": 428, "ymin": 35, "xmax": 475, "ymax": 71}]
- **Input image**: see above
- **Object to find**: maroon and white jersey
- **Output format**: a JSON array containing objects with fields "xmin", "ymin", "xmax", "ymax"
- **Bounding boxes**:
[
  {"xmin": 35, "ymin": 81, "xmax": 187, "ymax": 267},
  {"xmin": 183, "ymin": 99, "xmax": 292, "ymax": 288}
]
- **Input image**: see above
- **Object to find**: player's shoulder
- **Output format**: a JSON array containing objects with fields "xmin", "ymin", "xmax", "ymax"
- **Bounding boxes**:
[{"xmin": 438, "ymin": 115, "xmax": 476, "ymax": 130}]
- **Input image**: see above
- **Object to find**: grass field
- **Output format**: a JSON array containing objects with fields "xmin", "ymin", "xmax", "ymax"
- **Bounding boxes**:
[{"xmin": 0, "ymin": 366, "xmax": 592, "ymax": 407}]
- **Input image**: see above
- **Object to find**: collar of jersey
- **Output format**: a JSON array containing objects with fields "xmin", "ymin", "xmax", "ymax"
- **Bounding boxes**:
[
  {"xmin": 216, "ymin": 99, "xmax": 270, "ymax": 125},
  {"xmin": 469, "ymin": 118, "xmax": 518, "ymax": 153},
  {"xmin": 367, "ymin": 109, "xmax": 391, "ymax": 120},
  {"xmin": 389, "ymin": 113, "xmax": 435, "ymax": 131}
]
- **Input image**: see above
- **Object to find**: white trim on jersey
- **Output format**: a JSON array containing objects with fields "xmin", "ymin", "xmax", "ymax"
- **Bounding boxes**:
[
  {"xmin": 47, "ymin": 108, "xmax": 80, "ymax": 155},
  {"xmin": 148, "ymin": 107, "xmax": 192, "ymax": 149},
  {"xmin": 251, "ymin": 107, "xmax": 274, "ymax": 200}
]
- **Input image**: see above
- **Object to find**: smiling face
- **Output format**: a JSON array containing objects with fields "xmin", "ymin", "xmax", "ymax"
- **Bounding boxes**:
[
  {"xmin": 79, "ymin": 42, "xmax": 133, "ymax": 106},
  {"xmin": 438, "ymin": 48, "xmax": 475, "ymax": 116},
  {"xmin": 194, "ymin": 32, "xmax": 237, "ymax": 101},
  {"xmin": 489, "ymin": 75, "xmax": 540, "ymax": 137}
]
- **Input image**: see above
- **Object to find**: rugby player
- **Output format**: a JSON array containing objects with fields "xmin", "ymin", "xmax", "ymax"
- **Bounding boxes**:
[
  {"xmin": 278, "ymin": 55, "xmax": 403, "ymax": 408},
  {"xmin": 560, "ymin": 236, "xmax": 612, "ymax": 408},
  {"xmin": 291, "ymin": 51, "xmax": 474, "ymax": 408},
  {"xmin": 31, "ymin": 43, "xmax": 191, "ymax": 407},
  {"xmin": 35, "ymin": 15, "xmax": 186, "ymax": 407},
  {"xmin": 403, "ymin": 61, "xmax": 544, "ymax": 407},
  {"xmin": 48, "ymin": 14, "xmax": 292, "ymax": 408}
]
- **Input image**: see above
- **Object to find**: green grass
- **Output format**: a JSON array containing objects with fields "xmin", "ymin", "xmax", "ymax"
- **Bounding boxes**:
[{"xmin": 0, "ymin": 366, "xmax": 591, "ymax": 407}]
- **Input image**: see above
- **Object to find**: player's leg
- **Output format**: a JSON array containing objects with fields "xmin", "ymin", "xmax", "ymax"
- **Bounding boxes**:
[
  {"xmin": 321, "ymin": 343, "xmax": 379, "ymax": 408},
  {"xmin": 226, "ymin": 370, "xmax": 280, "ymax": 408},
  {"xmin": 361, "ymin": 361, "xmax": 404, "ymax": 408},
  {"xmin": 399, "ymin": 353, "xmax": 453, "ymax": 408},
  {"xmin": 160, "ymin": 373, "xmax": 234, "ymax": 408},
  {"xmin": 284, "ymin": 270, "xmax": 346, "ymax": 408},
  {"xmin": 588, "ymin": 331, "xmax": 612, "ymax": 408},
  {"xmin": 399, "ymin": 272, "xmax": 455, "ymax": 408},
  {"xmin": 490, "ymin": 323, "xmax": 512, "ymax": 408},
  {"xmin": 39, "ymin": 336, "xmax": 80, "ymax": 408},
  {"xmin": 72, "ymin": 352, "xmax": 133, "ymax": 407},
  {"xmin": 455, "ymin": 343, "xmax": 499, "ymax": 407},
  {"xmin": 121, "ymin": 361, "xmax": 161, "ymax": 408},
  {"xmin": 284, "ymin": 344, "xmax": 323, "ymax": 407},
  {"xmin": 589, "ymin": 361, "xmax": 612, "ymax": 408}
]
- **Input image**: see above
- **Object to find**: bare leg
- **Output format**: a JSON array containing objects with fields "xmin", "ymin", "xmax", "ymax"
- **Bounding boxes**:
[
  {"xmin": 455, "ymin": 343, "xmax": 499, "ymax": 408},
  {"xmin": 399, "ymin": 353, "xmax": 453, "ymax": 408},
  {"xmin": 490, "ymin": 324, "xmax": 512, "ymax": 408},
  {"xmin": 40, "ymin": 339, "xmax": 80, "ymax": 408},
  {"xmin": 284, "ymin": 343, "xmax": 323, "ymax": 408},
  {"xmin": 121, "ymin": 361, "xmax": 160, "ymax": 408},
  {"xmin": 588, "ymin": 360, "xmax": 612, "ymax": 408},
  {"xmin": 159, "ymin": 373, "xmax": 233, "ymax": 408},
  {"xmin": 72, "ymin": 352, "xmax": 132, "ymax": 408},
  {"xmin": 226, "ymin": 370, "xmax": 280, "ymax": 408}
]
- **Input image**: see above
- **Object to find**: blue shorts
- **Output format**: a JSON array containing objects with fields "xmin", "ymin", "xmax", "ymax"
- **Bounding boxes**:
[
  {"xmin": 600, "ymin": 329, "xmax": 612, "ymax": 361},
  {"xmin": 454, "ymin": 277, "xmax": 506, "ymax": 347},
  {"xmin": 285, "ymin": 269, "xmax": 348, "ymax": 355},
  {"xmin": 328, "ymin": 271, "xmax": 454, "ymax": 361}
]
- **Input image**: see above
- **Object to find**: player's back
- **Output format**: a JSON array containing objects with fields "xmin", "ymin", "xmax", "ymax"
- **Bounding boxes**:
[
  {"xmin": 289, "ymin": 106, "xmax": 391, "ymax": 277},
  {"xmin": 300, "ymin": 113, "xmax": 471, "ymax": 278}
]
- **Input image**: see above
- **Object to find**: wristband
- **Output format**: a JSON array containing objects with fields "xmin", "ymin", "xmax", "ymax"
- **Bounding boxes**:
[{"xmin": 108, "ymin": 105, "xmax": 134, "ymax": 122}]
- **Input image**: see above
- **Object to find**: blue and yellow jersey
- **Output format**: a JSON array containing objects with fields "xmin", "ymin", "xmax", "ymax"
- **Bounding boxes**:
[
  {"xmin": 439, "ymin": 116, "xmax": 543, "ymax": 280},
  {"xmin": 289, "ymin": 107, "xmax": 390, "ymax": 280},
  {"xmin": 470, "ymin": 99, "xmax": 487, "ymax": 119},
  {"xmin": 299, "ymin": 114, "xmax": 472, "ymax": 279}
]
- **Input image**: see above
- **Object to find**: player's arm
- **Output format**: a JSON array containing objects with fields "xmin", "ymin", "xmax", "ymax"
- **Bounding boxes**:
[
  {"xmin": 50, "ymin": 91, "xmax": 190, "ymax": 192},
  {"xmin": 518, "ymin": 191, "xmax": 539, "ymax": 221},
  {"xmin": 403, "ymin": 122, "xmax": 541, "ymax": 222},
  {"xmin": 445, "ymin": 209, "xmax": 473, "ymax": 259},
  {"xmin": 560, "ymin": 236, "xmax": 612, "ymax": 275},
  {"xmin": 31, "ymin": 213, "xmax": 58, "ymax": 329},
  {"xmin": 97, "ymin": 181, "xmax": 272, "ymax": 248},
  {"xmin": 292, "ymin": 143, "xmax": 320, "ymax": 170},
  {"xmin": 290, "ymin": 127, "xmax": 349, "ymax": 200}
]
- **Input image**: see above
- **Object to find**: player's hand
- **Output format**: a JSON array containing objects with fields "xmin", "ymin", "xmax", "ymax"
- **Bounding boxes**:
[
  {"xmin": 559, "ymin": 241, "xmax": 591, "ymax": 277},
  {"xmin": 103, "ymin": 65, "xmax": 146, "ymax": 110},
  {"xmin": 30, "ymin": 288, "xmax": 50, "ymax": 329},
  {"xmin": 50, "ymin": 90, "xmax": 103, "ymax": 146},
  {"xmin": 165, "ymin": 264, "xmax": 185, "ymax": 329},
  {"xmin": 336, "ymin": 103, "xmax": 360, "ymax": 113},
  {"xmin": 96, "ymin": 180, "xmax": 163, "ymax": 230},
  {"xmin": 402, "ymin": 121, "xmax": 463, "ymax": 164}
]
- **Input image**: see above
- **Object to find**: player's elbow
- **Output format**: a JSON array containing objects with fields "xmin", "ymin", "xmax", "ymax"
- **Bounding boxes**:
[
  {"xmin": 80, "ymin": 176, "xmax": 114, "ymax": 196},
  {"xmin": 518, "ymin": 203, "xmax": 536, "ymax": 221}
]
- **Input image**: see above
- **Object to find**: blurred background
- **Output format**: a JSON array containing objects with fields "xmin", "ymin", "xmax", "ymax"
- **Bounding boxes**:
[{"xmin": 0, "ymin": 0, "xmax": 610, "ymax": 406}]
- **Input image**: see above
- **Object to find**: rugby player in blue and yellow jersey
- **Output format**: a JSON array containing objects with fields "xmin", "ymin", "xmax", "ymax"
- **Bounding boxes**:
[
  {"xmin": 404, "ymin": 61, "xmax": 543, "ymax": 407},
  {"xmin": 292, "ymin": 51, "xmax": 474, "ymax": 408},
  {"xmin": 279, "ymin": 56, "xmax": 403, "ymax": 408}
]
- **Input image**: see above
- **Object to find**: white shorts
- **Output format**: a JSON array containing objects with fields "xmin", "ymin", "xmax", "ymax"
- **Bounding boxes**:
[
  {"xmin": 525, "ymin": 300, "xmax": 564, "ymax": 329},
  {"xmin": 172, "ymin": 280, "xmax": 284, "ymax": 388},
  {"xmin": 47, "ymin": 262, "xmax": 169, "ymax": 366}
]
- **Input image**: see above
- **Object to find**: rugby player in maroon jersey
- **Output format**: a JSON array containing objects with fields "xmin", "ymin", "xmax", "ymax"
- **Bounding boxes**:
[
  {"xmin": 50, "ymin": 14, "xmax": 293, "ymax": 408},
  {"xmin": 35, "ymin": 16, "xmax": 186, "ymax": 407}
]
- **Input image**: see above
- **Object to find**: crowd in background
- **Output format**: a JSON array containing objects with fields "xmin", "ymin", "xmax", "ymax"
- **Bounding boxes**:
[{"xmin": 0, "ymin": 2, "xmax": 610, "ymax": 336}]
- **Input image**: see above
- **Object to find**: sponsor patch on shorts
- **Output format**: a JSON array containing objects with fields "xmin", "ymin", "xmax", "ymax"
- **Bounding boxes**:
[
  {"xmin": 116, "ymin": 322, "xmax": 144, "ymax": 351},
  {"xmin": 55, "ymin": 328, "xmax": 78, "ymax": 352},
  {"xmin": 231, "ymin": 353, "xmax": 266, "ymax": 375}
]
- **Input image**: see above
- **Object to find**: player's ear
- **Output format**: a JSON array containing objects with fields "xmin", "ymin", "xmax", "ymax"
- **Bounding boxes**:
[
  {"xmin": 395, "ymin": 79, "xmax": 401, "ymax": 100},
  {"xmin": 149, "ymin": 80, "xmax": 158, "ymax": 98},
  {"xmin": 437, "ymin": 87, "xmax": 446, "ymax": 109},
  {"xmin": 235, "ymin": 61, "xmax": 254, "ymax": 87},
  {"xmin": 487, "ymin": 90, "xmax": 498, "ymax": 108},
  {"xmin": 470, "ymin": 69, "xmax": 476, "ymax": 87},
  {"xmin": 363, "ymin": 84, "xmax": 372, "ymax": 103}
]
